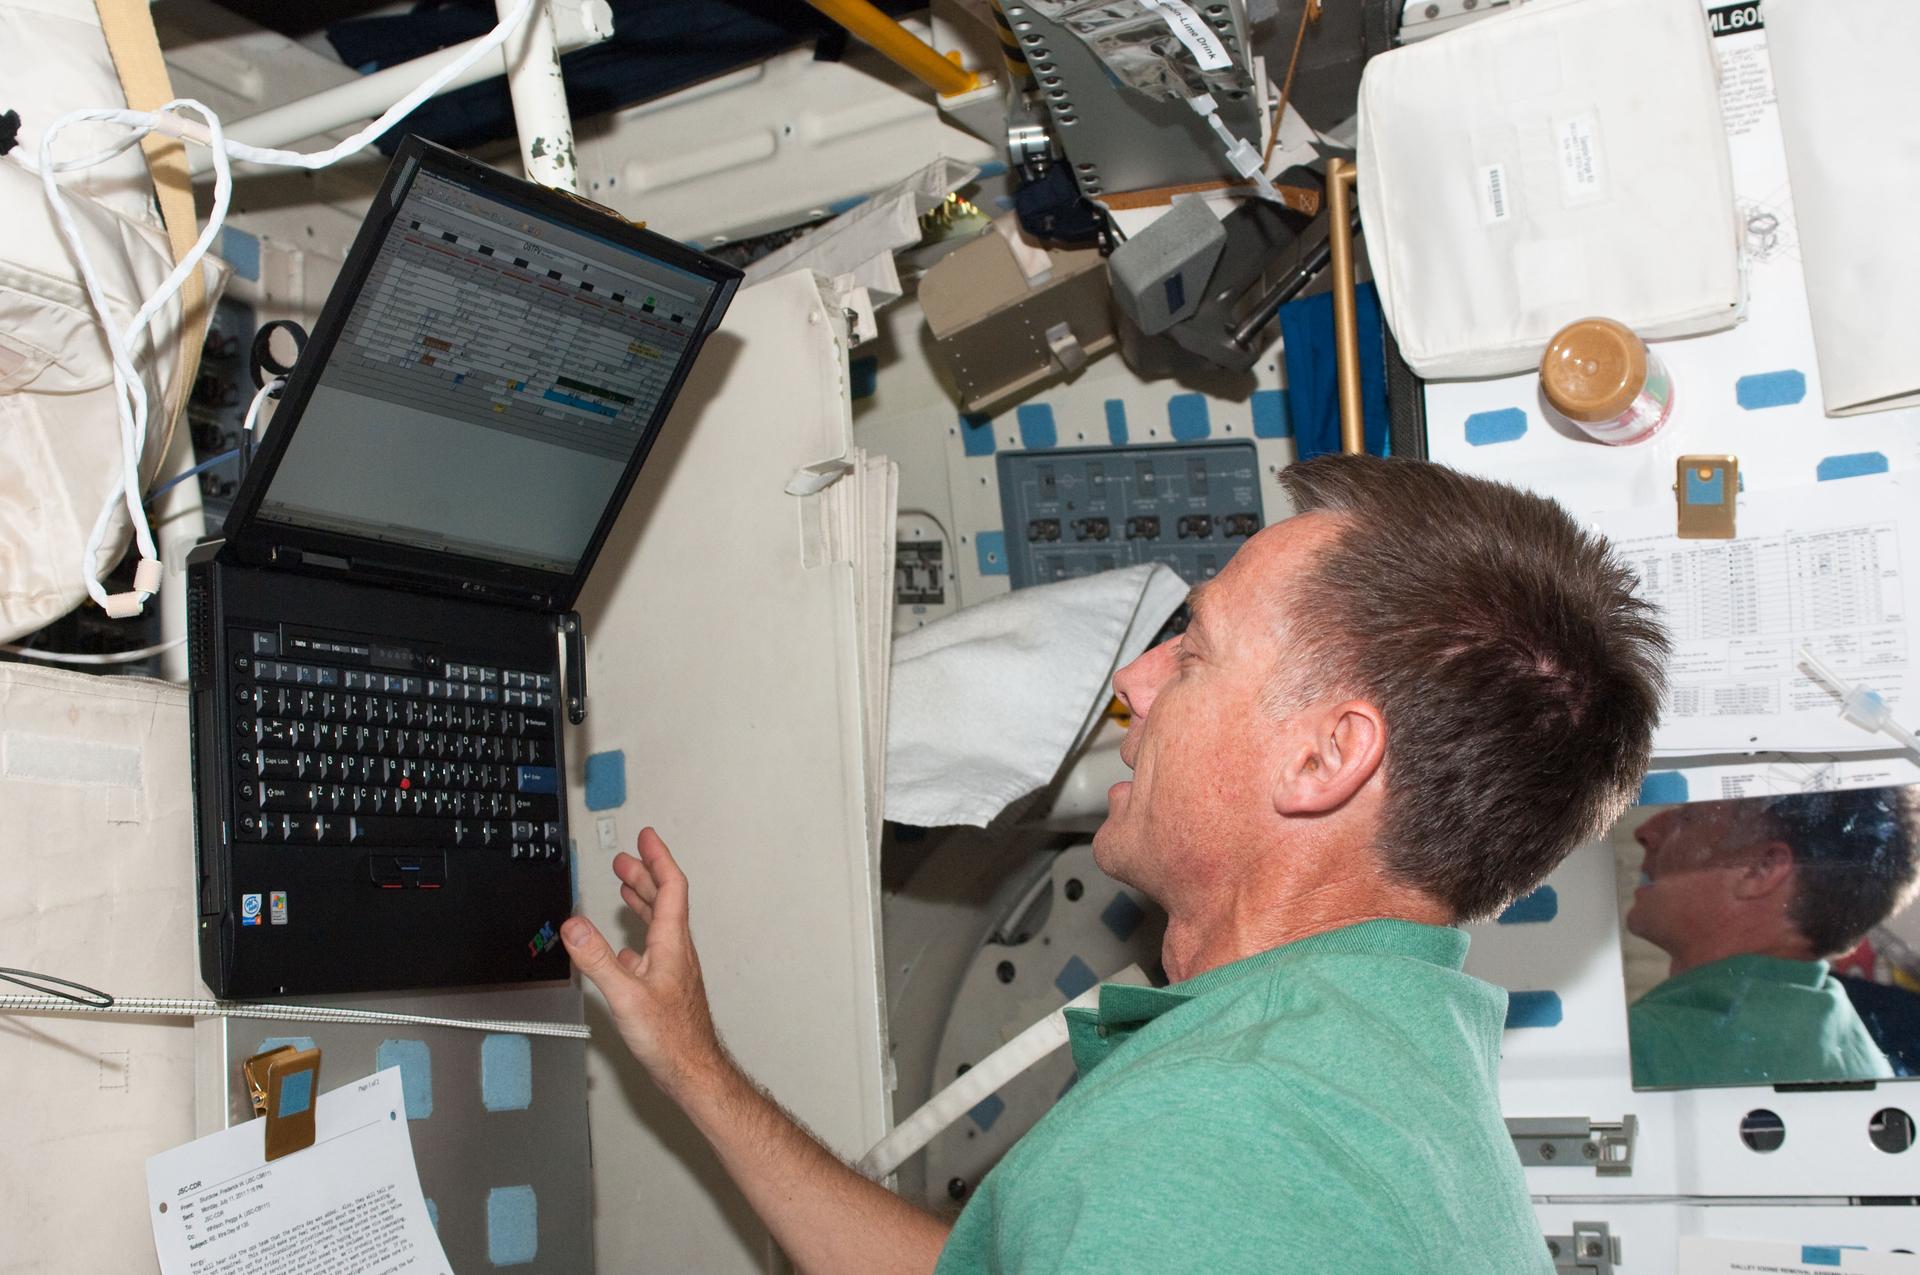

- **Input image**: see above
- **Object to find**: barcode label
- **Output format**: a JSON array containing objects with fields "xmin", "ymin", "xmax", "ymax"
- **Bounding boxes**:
[{"xmin": 1479, "ymin": 162, "xmax": 1512, "ymax": 225}]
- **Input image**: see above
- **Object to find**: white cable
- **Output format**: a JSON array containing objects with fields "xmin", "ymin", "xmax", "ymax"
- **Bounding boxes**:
[
  {"xmin": 31, "ymin": 0, "xmax": 534, "ymax": 623},
  {"xmin": 0, "ymin": 992, "xmax": 589, "ymax": 1040},
  {"xmin": 2, "ymin": 636, "xmax": 186, "ymax": 665},
  {"xmin": 1798, "ymin": 646, "xmax": 1920, "ymax": 758},
  {"xmin": 244, "ymin": 377, "xmax": 285, "ymax": 445}
]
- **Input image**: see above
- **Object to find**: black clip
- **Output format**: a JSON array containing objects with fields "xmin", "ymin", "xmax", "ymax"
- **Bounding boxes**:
[{"xmin": 559, "ymin": 611, "xmax": 587, "ymax": 726}]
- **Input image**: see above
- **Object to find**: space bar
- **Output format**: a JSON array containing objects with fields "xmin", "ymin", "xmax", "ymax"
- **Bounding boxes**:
[{"xmin": 350, "ymin": 816, "xmax": 460, "ymax": 848}]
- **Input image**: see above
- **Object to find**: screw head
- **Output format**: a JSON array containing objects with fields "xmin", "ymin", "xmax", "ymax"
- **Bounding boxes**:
[
  {"xmin": 996, "ymin": 960, "xmax": 1017, "ymax": 984},
  {"xmin": 947, "ymin": 1177, "xmax": 969, "ymax": 1200},
  {"xmin": 1582, "ymin": 1141, "xmax": 1600, "ymax": 1159},
  {"xmin": 1064, "ymin": 878, "xmax": 1084, "ymax": 902},
  {"xmin": 1424, "ymin": 3, "xmax": 1439, "ymax": 14},
  {"xmin": 1538, "ymin": 1142, "xmax": 1558, "ymax": 1160}
]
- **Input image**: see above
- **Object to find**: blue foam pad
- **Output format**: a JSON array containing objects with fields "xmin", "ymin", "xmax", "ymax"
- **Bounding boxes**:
[
  {"xmin": 967, "ymin": 1093, "xmax": 1006, "ymax": 1132},
  {"xmin": 1016, "ymin": 403, "xmax": 1058, "ymax": 450},
  {"xmin": 1167, "ymin": 393, "xmax": 1211, "ymax": 441},
  {"xmin": 1639, "ymin": 771, "xmax": 1689, "ymax": 805},
  {"xmin": 487, "ymin": 1186, "xmax": 539, "ymax": 1266},
  {"xmin": 1250, "ymin": 389, "xmax": 1291, "ymax": 438},
  {"xmin": 1734, "ymin": 369, "xmax": 1806, "ymax": 409},
  {"xmin": 481, "ymin": 1034, "xmax": 534, "ymax": 1112},
  {"xmin": 975, "ymin": 531, "xmax": 1008, "ymax": 576},
  {"xmin": 1497, "ymin": 886, "xmax": 1559, "ymax": 925},
  {"xmin": 1104, "ymin": 399, "xmax": 1129, "ymax": 444},
  {"xmin": 375, "ymin": 1039, "xmax": 434, "ymax": 1120},
  {"xmin": 1465, "ymin": 408, "xmax": 1528, "ymax": 446},
  {"xmin": 584, "ymin": 750, "xmax": 626, "ymax": 811},
  {"xmin": 960, "ymin": 412, "xmax": 996, "ymax": 456},
  {"xmin": 1505, "ymin": 990, "xmax": 1564, "ymax": 1028},
  {"xmin": 1100, "ymin": 891, "xmax": 1145, "ymax": 942},
  {"xmin": 277, "ymin": 1069, "xmax": 313, "ymax": 1117},
  {"xmin": 1817, "ymin": 451, "xmax": 1890, "ymax": 482},
  {"xmin": 1054, "ymin": 955, "xmax": 1099, "ymax": 1001}
]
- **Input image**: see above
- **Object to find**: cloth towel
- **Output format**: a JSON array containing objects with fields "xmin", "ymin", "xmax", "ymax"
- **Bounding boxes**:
[{"xmin": 885, "ymin": 564, "xmax": 1189, "ymax": 828}]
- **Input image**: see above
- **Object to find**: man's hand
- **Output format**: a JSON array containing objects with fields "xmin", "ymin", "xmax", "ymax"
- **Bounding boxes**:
[{"xmin": 563, "ymin": 827, "xmax": 725, "ymax": 1100}]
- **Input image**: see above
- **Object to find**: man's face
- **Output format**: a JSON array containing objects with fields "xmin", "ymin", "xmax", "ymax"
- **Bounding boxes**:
[
  {"xmin": 1625, "ymin": 801, "xmax": 1752, "ymax": 952},
  {"xmin": 1092, "ymin": 517, "xmax": 1333, "ymax": 904}
]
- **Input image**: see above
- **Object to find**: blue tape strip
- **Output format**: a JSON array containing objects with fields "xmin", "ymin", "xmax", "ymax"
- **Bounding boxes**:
[
  {"xmin": 1817, "ymin": 451, "xmax": 1890, "ymax": 482},
  {"xmin": 1736, "ymin": 369, "xmax": 1807, "ymax": 410},
  {"xmin": 960, "ymin": 411, "xmax": 996, "ymax": 457},
  {"xmin": 968, "ymin": 1093, "xmax": 1006, "ymax": 1133},
  {"xmin": 1497, "ymin": 886, "xmax": 1559, "ymax": 925},
  {"xmin": 583, "ymin": 750, "xmax": 626, "ymax": 812},
  {"xmin": 1505, "ymin": 990, "xmax": 1563, "ymax": 1028},
  {"xmin": 1801, "ymin": 1248, "xmax": 1844, "ymax": 1267},
  {"xmin": 375, "ymin": 1039, "xmax": 434, "ymax": 1119},
  {"xmin": 1099, "ymin": 891, "xmax": 1145, "ymax": 941},
  {"xmin": 487, "ymin": 1185, "xmax": 539, "ymax": 1266},
  {"xmin": 425, "ymin": 1199, "xmax": 439, "ymax": 1232},
  {"xmin": 481, "ymin": 1034, "xmax": 534, "ymax": 1112},
  {"xmin": 1104, "ymin": 399, "xmax": 1129, "ymax": 445},
  {"xmin": 1167, "ymin": 393, "xmax": 1211, "ymax": 442},
  {"xmin": 220, "ymin": 227, "xmax": 261, "ymax": 282},
  {"xmin": 277, "ymin": 1069, "xmax": 313, "ymax": 1117},
  {"xmin": 1639, "ymin": 771, "xmax": 1689, "ymax": 805},
  {"xmin": 1017, "ymin": 403, "xmax": 1058, "ymax": 450},
  {"xmin": 825, "ymin": 194, "xmax": 867, "ymax": 216},
  {"xmin": 976, "ymin": 161, "xmax": 1008, "ymax": 178},
  {"xmin": 1054, "ymin": 955, "xmax": 1099, "ymax": 1000},
  {"xmin": 1465, "ymin": 408, "xmax": 1528, "ymax": 446},
  {"xmin": 976, "ymin": 531, "xmax": 1008, "ymax": 576},
  {"xmin": 1250, "ymin": 388, "xmax": 1291, "ymax": 438}
]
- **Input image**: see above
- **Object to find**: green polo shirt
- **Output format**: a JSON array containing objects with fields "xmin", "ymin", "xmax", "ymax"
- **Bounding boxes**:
[
  {"xmin": 1629, "ymin": 954, "xmax": 1892, "ymax": 1088},
  {"xmin": 933, "ymin": 920, "xmax": 1552, "ymax": 1274}
]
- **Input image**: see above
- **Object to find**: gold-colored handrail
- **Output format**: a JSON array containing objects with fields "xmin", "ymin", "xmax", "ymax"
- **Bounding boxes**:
[
  {"xmin": 1325, "ymin": 158, "xmax": 1364, "ymax": 455},
  {"xmin": 804, "ymin": 0, "xmax": 986, "ymax": 98}
]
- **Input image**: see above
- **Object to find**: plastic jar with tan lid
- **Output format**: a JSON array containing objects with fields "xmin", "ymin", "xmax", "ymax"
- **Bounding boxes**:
[{"xmin": 1540, "ymin": 317, "xmax": 1674, "ymax": 445}]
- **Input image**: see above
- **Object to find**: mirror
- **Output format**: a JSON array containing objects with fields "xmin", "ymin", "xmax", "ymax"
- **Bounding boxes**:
[{"xmin": 1611, "ymin": 785, "xmax": 1920, "ymax": 1089}]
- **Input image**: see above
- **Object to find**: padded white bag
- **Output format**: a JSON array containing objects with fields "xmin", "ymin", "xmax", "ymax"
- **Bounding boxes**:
[
  {"xmin": 1355, "ymin": 0, "xmax": 1743, "ymax": 379},
  {"xmin": 0, "ymin": 0, "xmax": 224, "ymax": 642}
]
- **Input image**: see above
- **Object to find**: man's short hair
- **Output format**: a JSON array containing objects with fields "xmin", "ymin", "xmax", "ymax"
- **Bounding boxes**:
[
  {"xmin": 1277, "ymin": 455, "xmax": 1669, "ymax": 921},
  {"xmin": 1760, "ymin": 787, "xmax": 1920, "ymax": 957}
]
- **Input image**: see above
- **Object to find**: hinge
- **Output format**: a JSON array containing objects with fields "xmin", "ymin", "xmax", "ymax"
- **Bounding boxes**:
[
  {"xmin": 1546, "ymin": 1222, "xmax": 1621, "ymax": 1275},
  {"xmin": 1507, "ymin": 1115, "xmax": 1635, "ymax": 1175}
]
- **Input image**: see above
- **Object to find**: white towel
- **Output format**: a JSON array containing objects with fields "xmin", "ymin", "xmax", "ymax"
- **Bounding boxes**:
[{"xmin": 884, "ymin": 564, "xmax": 1189, "ymax": 828}]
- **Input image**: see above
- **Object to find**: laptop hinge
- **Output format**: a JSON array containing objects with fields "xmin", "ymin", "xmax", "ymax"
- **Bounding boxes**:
[{"xmin": 559, "ymin": 611, "xmax": 587, "ymax": 725}]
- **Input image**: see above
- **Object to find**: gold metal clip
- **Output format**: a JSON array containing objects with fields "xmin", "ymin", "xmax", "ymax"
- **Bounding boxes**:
[{"xmin": 242, "ymin": 1044, "xmax": 322, "ymax": 1162}]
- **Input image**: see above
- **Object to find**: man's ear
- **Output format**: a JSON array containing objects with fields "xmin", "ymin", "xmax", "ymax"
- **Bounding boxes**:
[
  {"xmin": 1731, "ymin": 842, "xmax": 1796, "ymax": 901},
  {"xmin": 1272, "ymin": 699, "xmax": 1387, "ymax": 816}
]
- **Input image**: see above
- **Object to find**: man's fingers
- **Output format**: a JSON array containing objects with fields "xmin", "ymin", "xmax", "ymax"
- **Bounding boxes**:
[
  {"xmin": 620, "ymin": 883, "xmax": 653, "ymax": 925},
  {"xmin": 635, "ymin": 827, "xmax": 692, "ymax": 943},
  {"xmin": 615, "ymin": 946, "xmax": 645, "ymax": 977},
  {"xmin": 561, "ymin": 917, "xmax": 630, "ymax": 994},
  {"xmin": 611, "ymin": 851, "xmax": 658, "ymax": 905}
]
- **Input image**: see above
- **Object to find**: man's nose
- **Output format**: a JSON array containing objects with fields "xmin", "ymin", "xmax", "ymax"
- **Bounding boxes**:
[{"xmin": 1114, "ymin": 639, "xmax": 1176, "ymax": 718}]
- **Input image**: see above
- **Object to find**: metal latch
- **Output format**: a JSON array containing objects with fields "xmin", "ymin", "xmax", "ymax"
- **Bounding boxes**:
[
  {"xmin": 1508, "ymin": 1115, "xmax": 1636, "ymax": 1175},
  {"xmin": 1547, "ymin": 1222, "xmax": 1621, "ymax": 1275}
]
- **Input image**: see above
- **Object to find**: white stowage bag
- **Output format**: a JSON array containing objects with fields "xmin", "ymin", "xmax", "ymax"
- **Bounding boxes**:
[
  {"xmin": 0, "ymin": 662, "xmax": 202, "ymax": 1272},
  {"xmin": 1355, "ymin": 0, "xmax": 1744, "ymax": 380},
  {"xmin": 0, "ymin": 0, "xmax": 225, "ymax": 643}
]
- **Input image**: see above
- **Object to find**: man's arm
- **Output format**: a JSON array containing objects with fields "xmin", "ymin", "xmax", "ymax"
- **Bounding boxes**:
[{"xmin": 561, "ymin": 828, "xmax": 952, "ymax": 1275}]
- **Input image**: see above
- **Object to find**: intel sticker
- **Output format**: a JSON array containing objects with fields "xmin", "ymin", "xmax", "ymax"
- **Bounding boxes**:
[{"xmin": 241, "ymin": 893, "xmax": 263, "ymax": 927}]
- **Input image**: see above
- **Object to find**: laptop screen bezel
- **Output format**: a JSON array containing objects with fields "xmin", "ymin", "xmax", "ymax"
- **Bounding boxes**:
[{"xmin": 220, "ymin": 135, "xmax": 742, "ymax": 611}]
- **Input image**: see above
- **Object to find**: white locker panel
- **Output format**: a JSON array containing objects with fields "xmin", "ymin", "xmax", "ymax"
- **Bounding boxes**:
[{"xmin": 566, "ymin": 272, "xmax": 890, "ymax": 1273}]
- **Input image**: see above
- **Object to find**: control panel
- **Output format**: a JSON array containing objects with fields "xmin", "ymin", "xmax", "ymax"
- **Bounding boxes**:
[{"xmin": 995, "ymin": 442, "xmax": 1264, "ymax": 588}]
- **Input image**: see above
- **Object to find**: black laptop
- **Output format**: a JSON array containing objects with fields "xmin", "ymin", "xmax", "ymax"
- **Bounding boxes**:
[{"xmin": 186, "ymin": 137, "xmax": 741, "ymax": 998}]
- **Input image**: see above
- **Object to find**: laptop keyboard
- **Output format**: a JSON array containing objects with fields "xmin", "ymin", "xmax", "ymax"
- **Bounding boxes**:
[{"xmin": 227, "ymin": 628, "xmax": 564, "ymax": 871}]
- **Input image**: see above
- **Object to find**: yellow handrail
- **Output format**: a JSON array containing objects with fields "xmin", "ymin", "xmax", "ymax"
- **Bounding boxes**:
[
  {"xmin": 1326, "ymin": 158, "xmax": 1364, "ymax": 455},
  {"xmin": 805, "ymin": 0, "xmax": 985, "ymax": 98}
]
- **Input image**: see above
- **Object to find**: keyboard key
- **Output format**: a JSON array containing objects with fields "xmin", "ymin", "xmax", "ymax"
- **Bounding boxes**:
[
  {"xmin": 316, "ymin": 666, "xmax": 340, "ymax": 687},
  {"xmin": 250, "ymin": 631, "xmax": 279, "ymax": 657},
  {"xmin": 350, "ymin": 815, "xmax": 461, "ymax": 848},
  {"xmin": 543, "ymin": 821, "xmax": 561, "ymax": 844},
  {"xmin": 260, "ymin": 781, "xmax": 316, "ymax": 812},
  {"xmin": 516, "ymin": 765, "xmax": 558, "ymax": 795}
]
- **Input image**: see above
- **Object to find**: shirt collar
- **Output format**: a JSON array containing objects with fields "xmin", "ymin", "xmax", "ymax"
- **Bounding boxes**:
[{"xmin": 1066, "ymin": 920, "xmax": 1469, "ymax": 1075}]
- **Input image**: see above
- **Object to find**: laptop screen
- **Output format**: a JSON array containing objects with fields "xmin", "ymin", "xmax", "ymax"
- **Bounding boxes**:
[{"xmin": 253, "ymin": 167, "xmax": 723, "ymax": 576}]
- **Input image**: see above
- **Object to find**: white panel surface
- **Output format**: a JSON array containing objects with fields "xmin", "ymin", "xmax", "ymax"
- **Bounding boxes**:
[{"xmin": 567, "ymin": 272, "xmax": 890, "ymax": 1273}]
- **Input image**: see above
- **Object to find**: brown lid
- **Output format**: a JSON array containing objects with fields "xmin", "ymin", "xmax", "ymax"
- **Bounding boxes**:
[{"xmin": 1540, "ymin": 318, "xmax": 1647, "ymax": 422}]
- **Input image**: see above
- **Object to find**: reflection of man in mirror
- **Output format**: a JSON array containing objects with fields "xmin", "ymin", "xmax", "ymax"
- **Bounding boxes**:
[{"xmin": 1626, "ymin": 788, "xmax": 1920, "ymax": 1087}]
